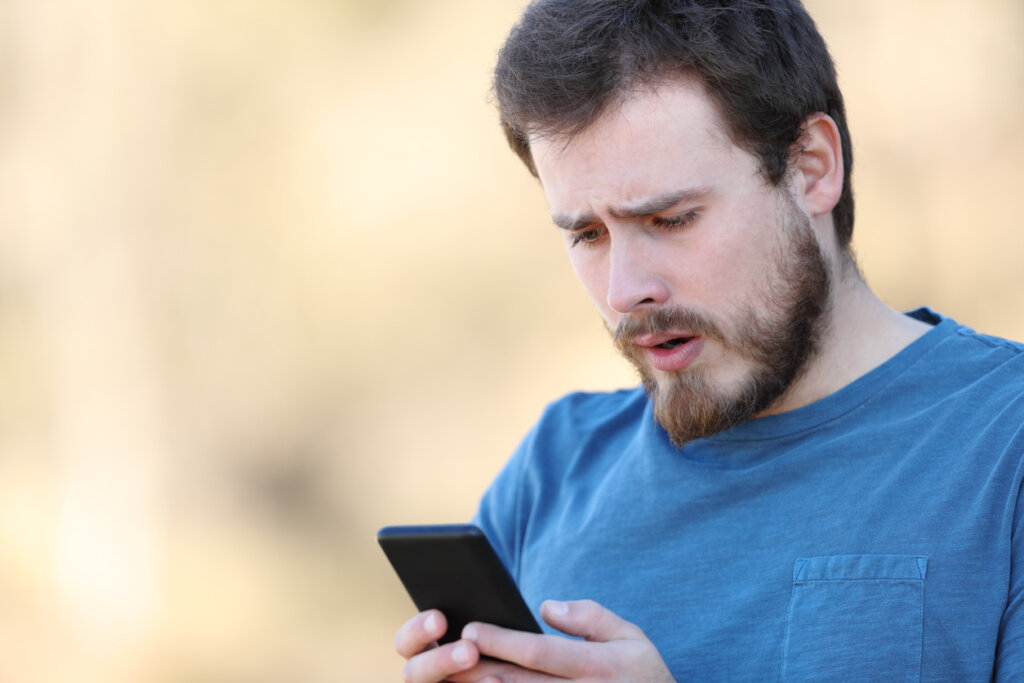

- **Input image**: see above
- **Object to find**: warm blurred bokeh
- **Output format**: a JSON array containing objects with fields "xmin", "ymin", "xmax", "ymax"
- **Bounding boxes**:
[{"xmin": 0, "ymin": 0, "xmax": 1021, "ymax": 681}]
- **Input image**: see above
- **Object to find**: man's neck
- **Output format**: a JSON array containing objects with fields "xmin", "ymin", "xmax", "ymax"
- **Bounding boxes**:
[{"xmin": 762, "ymin": 267, "xmax": 933, "ymax": 416}]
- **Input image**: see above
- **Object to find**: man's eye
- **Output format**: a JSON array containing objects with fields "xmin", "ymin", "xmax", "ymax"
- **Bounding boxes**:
[
  {"xmin": 570, "ymin": 228, "xmax": 604, "ymax": 247},
  {"xmin": 653, "ymin": 211, "xmax": 699, "ymax": 230}
]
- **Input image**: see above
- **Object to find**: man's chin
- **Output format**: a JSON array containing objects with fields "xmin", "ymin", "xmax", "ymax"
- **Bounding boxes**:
[
  {"xmin": 644, "ymin": 361, "xmax": 743, "ymax": 401},
  {"xmin": 642, "ymin": 364, "xmax": 771, "ymax": 447}
]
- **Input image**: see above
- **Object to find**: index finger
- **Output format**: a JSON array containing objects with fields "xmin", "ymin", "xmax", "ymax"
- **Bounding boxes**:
[
  {"xmin": 395, "ymin": 609, "xmax": 446, "ymax": 659},
  {"xmin": 461, "ymin": 622, "xmax": 595, "ymax": 679},
  {"xmin": 402, "ymin": 640, "xmax": 481, "ymax": 683}
]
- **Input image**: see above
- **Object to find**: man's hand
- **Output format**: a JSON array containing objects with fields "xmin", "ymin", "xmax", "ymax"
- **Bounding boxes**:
[
  {"xmin": 394, "ymin": 609, "xmax": 482, "ymax": 683},
  {"xmin": 394, "ymin": 599, "xmax": 675, "ymax": 682}
]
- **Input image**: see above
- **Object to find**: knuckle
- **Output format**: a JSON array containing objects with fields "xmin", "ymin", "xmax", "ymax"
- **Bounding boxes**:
[
  {"xmin": 595, "ymin": 608, "xmax": 622, "ymax": 634},
  {"xmin": 568, "ymin": 598, "xmax": 600, "ymax": 622},
  {"xmin": 393, "ymin": 629, "xmax": 417, "ymax": 659},
  {"xmin": 394, "ymin": 626, "xmax": 412, "ymax": 657},
  {"xmin": 626, "ymin": 621, "xmax": 648, "ymax": 640},
  {"xmin": 582, "ymin": 652, "xmax": 614, "ymax": 678},
  {"xmin": 396, "ymin": 612, "xmax": 442, "ymax": 659},
  {"xmin": 518, "ymin": 638, "xmax": 551, "ymax": 669}
]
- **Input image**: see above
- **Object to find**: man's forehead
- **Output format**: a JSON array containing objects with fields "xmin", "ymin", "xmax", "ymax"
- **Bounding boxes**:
[
  {"xmin": 527, "ymin": 76, "xmax": 734, "ymax": 157},
  {"xmin": 530, "ymin": 81, "xmax": 748, "ymax": 226}
]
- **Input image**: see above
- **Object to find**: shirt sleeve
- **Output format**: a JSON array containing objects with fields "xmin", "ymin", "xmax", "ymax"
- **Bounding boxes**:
[
  {"xmin": 994, "ymin": 434, "xmax": 1024, "ymax": 679},
  {"xmin": 471, "ymin": 422, "xmax": 539, "ymax": 583}
]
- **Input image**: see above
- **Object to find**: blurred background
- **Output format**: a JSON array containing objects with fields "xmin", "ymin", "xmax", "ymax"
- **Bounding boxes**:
[{"xmin": 0, "ymin": 0, "xmax": 1021, "ymax": 680}]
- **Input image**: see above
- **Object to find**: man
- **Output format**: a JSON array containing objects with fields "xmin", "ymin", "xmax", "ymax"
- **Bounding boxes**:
[{"xmin": 395, "ymin": 1, "xmax": 1024, "ymax": 680}]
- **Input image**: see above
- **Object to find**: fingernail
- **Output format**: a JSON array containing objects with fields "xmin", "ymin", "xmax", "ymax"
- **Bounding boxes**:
[
  {"xmin": 462, "ymin": 623, "xmax": 478, "ymax": 641},
  {"xmin": 547, "ymin": 600, "xmax": 568, "ymax": 616},
  {"xmin": 424, "ymin": 612, "xmax": 439, "ymax": 636},
  {"xmin": 452, "ymin": 643, "xmax": 470, "ymax": 665}
]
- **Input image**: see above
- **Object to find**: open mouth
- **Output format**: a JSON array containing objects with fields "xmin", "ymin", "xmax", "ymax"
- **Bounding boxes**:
[{"xmin": 657, "ymin": 336, "xmax": 693, "ymax": 350}]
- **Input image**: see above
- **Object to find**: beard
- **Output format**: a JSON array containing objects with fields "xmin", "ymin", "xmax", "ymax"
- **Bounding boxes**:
[{"xmin": 612, "ymin": 203, "xmax": 832, "ymax": 448}]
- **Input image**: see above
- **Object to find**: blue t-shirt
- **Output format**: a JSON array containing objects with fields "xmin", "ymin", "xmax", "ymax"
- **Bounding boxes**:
[{"xmin": 475, "ymin": 309, "xmax": 1024, "ymax": 681}]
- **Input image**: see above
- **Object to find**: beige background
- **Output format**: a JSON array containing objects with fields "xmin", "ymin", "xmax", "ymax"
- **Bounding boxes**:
[{"xmin": 0, "ymin": 1, "xmax": 1021, "ymax": 681}]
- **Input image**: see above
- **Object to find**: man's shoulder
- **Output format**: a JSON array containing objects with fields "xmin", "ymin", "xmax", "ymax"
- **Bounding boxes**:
[
  {"xmin": 948, "ymin": 324, "xmax": 1024, "ymax": 358},
  {"xmin": 903, "ymin": 308, "xmax": 1024, "ymax": 382},
  {"xmin": 929, "ymin": 314, "xmax": 1024, "ymax": 388},
  {"xmin": 905, "ymin": 314, "xmax": 1024, "ymax": 459}
]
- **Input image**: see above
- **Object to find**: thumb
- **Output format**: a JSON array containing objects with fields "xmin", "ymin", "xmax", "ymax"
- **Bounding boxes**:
[{"xmin": 540, "ymin": 599, "xmax": 646, "ymax": 643}]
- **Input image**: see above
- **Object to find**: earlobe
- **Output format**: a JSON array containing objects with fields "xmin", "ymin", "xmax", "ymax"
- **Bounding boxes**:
[{"xmin": 793, "ymin": 113, "xmax": 844, "ymax": 217}]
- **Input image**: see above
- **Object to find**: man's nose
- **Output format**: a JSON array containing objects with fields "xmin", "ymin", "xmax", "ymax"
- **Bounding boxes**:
[{"xmin": 605, "ymin": 235, "xmax": 671, "ymax": 314}]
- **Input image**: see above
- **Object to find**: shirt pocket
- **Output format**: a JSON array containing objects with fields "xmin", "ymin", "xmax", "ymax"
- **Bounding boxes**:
[{"xmin": 781, "ymin": 554, "xmax": 928, "ymax": 682}]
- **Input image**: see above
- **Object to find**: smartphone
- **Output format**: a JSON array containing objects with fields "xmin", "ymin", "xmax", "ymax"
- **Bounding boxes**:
[{"xmin": 378, "ymin": 524, "xmax": 542, "ymax": 644}]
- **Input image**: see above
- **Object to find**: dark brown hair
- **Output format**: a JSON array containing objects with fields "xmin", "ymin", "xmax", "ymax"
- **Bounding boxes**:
[{"xmin": 494, "ymin": 0, "xmax": 855, "ymax": 247}]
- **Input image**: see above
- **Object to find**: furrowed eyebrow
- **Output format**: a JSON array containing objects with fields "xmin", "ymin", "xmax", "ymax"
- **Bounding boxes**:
[
  {"xmin": 552, "ymin": 213, "xmax": 599, "ymax": 232},
  {"xmin": 551, "ymin": 187, "xmax": 712, "ymax": 231},
  {"xmin": 611, "ymin": 187, "xmax": 712, "ymax": 219}
]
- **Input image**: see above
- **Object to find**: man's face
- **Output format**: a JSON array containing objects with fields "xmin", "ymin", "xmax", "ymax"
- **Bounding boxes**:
[{"xmin": 529, "ymin": 78, "xmax": 832, "ymax": 446}]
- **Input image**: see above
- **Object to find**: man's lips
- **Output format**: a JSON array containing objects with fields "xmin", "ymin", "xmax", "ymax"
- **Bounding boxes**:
[
  {"xmin": 634, "ymin": 332, "xmax": 696, "ymax": 349},
  {"xmin": 632, "ymin": 333, "xmax": 705, "ymax": 372}
]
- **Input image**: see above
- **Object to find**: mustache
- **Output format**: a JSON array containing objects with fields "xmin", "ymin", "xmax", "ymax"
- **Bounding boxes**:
[{"xmin": 612, "ymin": 307, "xmax": 728, "ymax": 350}]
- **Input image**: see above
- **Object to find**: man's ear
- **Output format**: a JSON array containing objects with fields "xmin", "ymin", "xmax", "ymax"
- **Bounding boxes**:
[{"xmin": 791, "ymin": 113, "xmax": 844, "ymax": 217}]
